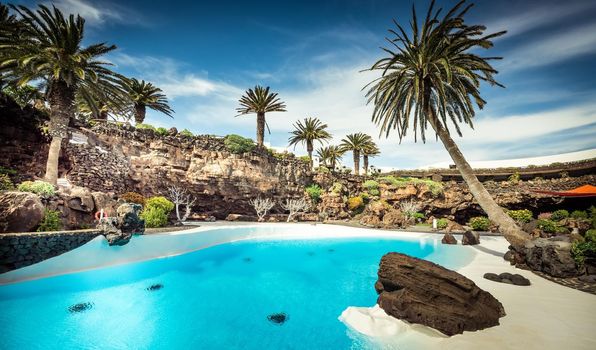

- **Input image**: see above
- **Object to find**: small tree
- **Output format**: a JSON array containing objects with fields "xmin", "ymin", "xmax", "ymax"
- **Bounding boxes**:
[
  {"xmin": 249, "ymin": 197, "xmax": 275, "ymax": 221},
  {"xmin": 167, "ymin": 186, "xmax": 196, "ymax": 223},
  {"xmin": 281, "ymin": 198, "xmax": 309, "ymax": 222},
  {"xmin": 399, "ymin": 199, "xmax": 420, "ymax": 219}
]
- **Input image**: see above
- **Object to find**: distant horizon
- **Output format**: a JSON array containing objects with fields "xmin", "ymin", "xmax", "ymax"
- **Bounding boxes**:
[{"xmin": 14, "ymin": 0, "xmax": 596, "ymax": 169}]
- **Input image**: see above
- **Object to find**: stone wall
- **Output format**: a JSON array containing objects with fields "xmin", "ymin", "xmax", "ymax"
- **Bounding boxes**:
[{"xmin": 0, "ymin": 230, "xmax": 102, "ymax": 273}]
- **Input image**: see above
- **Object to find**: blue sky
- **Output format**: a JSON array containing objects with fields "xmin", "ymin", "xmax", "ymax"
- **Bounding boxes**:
[{"xmin": 16, "ymin": 0, "xmax": 596, "ymax": 169}]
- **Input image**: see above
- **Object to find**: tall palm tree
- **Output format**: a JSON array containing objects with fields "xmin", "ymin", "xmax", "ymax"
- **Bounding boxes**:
[
  {"xmin": 121, "ymin": 78, "xmax": 173, "ymax": 124},
  {"xmin": 340, "ymin": 133, "xmax": 371, "ymax": 176},
  {"xmin": 364, "ymin": 0, "xmax": 530, "ymax": 248},
  {"xmin": 362, "ymin": 141, "xmax": 380, "ymax": 175},
  {"xmin": 0, "ymin": 5, "xmax": 123, "ymax": 185},
  {"xmin": 316, "ymin": 145, "xmax": 344, "ymax": 171},
  {"xmin": 236, "ymin": 85, "xmax": 286, "ymax": 147},
  {"xmin": 288, "ymin": 117, "xmax": 332, "ymax": 169}
]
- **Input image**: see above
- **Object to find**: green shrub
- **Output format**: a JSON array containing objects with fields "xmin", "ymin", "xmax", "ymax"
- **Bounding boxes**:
[
  {"xmin": 17, "ymin": 180, "xmax": 55, "ymax": 197},
  {"xmin": 508, "ymin": 209, "xmax": 533, "ymax": 223},
  {"xmin": 0, "ymin": 166, "xmax": 17, "ymax": 176},
  {"xmin": 145, "ymin": 196, "xmax": 174, "ymax": 213},
  {"xmin": 317, "ymin": 166, "xmax": 330, "ymax": 174},
  {"xmin": 469, "ymin": 216, "xmax": 491, "ymax": 231},
  {"xmin": 140, "ymin": 207, "xmax": 168, "ymax": 228},
  {"xmin": 136, "ymin": 123, "xmax": 156, "ymax": 131},
  {"xmin": 330, "ymin": 182, "xmax": 344, "ymax": 194},
  {"xmin": 156, "ymin": 127, "xmax": 168, "ymax": 136},
  {"xmin": 179, "ymin": 129, "xmax": 194, "ymax": 137},
  {"xmin": 298, "ymin": 155, "xmax": 311, "ymax": 163},
  {"xmin": 363, "ymin": 180, "xmax": 379, "ymax": 191},
  {"xmin": 551, "ymin": 209, "xmax": 569, "ymax": 221},
  {"xmin": 121, "ymin": 192, "xmax": 146, "ymax": 206},
  {"xmin": 224, "ymin": 134, "xmax": 255, "ymax": 154},
  {"xmin": 571, "ymin": 241, "xmax": 596, "ymax": 267},
  {"xmin": 377, "ymin": 176, "xmax": 443, "ymax": 196},
  {"xmin": 368, "ymin": 188, "xmax": 380, "ymax": 196},
  {"xmin": 589, "ymin": 206, "xmax": 596, "ymax": 218},
  {"xmin": 537, "ymin": 219, "xmax": 560, "ymax": 234},
  {"xmin": 0, "ymin": 173, "xmax": 14, "ymax": 191},
  {"xmin": 412, "ymin": 212, "xmax": 425, "ymax": 221},
  {"xmin": 37, "ymin": 209, "xmax": 61, "ymax": 232},
  {"xmin": 585, "ymin": 229, "xmax": 596, "ymax": 243},
  {"xmin": 508, "ymin": 172, "xmax": 520, "ymax": 183},
  {"xmin": 570, "ymin": 210, "xmax": 588, "ymax": 220},
  {"xmin": 305, "ymin": 184, "xmax": 322, "ymax": 203},
  {"xmin": 436, "ymin": 218, "xmax": 449, "ymax": 229},
  {"xmin": 347, "ymin": 196, "xmax": 364, "ymax": 211}
]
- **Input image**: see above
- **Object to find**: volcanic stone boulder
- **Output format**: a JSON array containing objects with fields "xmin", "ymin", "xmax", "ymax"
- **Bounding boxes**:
[
  {"xmin": 441, "ymin": 233, "xmax": 457, "ymax": 245},
  {"xmin": 97, "ymin": 203, "xmax": 145, "ymax": 246},
  {"xmin": 522, "ymin": 238, "xmax": 579, "ymax": 278},
  {"xmin": 462, "ymin": 230, "xmax": 480, "ymax": 245},
  {"xmin": 375, "ymin": 252, "xmax": 505, "ymax": 336},
  {"xmin": 0, "ymin": 191, "xmax": 44, "ymax": 232}
]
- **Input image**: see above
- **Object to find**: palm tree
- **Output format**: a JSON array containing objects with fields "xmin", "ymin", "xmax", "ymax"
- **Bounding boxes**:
[
  {"xmin": 288, "ymin": 117, "xmax": 332, "ymax": 169},
  {"xmin": 236, "ymin": 85, "xmax": 286, "ymax": 147},
  {"xmin": 0, "ymin": 5, "xmax": 123, "ymax": 185},
  {"xmin": 362, "ymin": 141, "xmax": 380, "ymax": 175},
  {"xmin": 364, "ymin": 0, "xmax": 530, "ymax": 248},
  {"xmin": 317, "ymin": 145, "xmax": 344, "ymax": 171},
  {"xmin": 121, "ymin": 78, "xmax": 173, "ymax": 124},
  {"xmin": 340, "ymin": 133, "xmax": 371, "ymax": 176}
]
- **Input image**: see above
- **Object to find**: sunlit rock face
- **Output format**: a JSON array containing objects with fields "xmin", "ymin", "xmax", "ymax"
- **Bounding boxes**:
[{"xmin": 62, "ymin": 124, "xmax": 311, "ymax": 218}]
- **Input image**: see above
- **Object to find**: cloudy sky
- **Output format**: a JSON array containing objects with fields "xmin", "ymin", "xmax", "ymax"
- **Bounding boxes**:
[{"xmin": 16, "ymin": 0, "xmax": 596, "ymax": 169}]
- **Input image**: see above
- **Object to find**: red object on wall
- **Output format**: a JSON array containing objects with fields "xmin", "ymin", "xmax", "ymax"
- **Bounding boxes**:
[{"xmin": 532, "ymin": 184, "xmax": 596, "ymax": 197}]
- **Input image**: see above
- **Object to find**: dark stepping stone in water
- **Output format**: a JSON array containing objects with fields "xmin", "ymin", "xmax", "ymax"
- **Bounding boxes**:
[
  {"xmin": 327, "ymin": 249, "xmax": 335, "ymax": 253},
  {"xmin": 146, "ymin": 284, "xmax": 164, "ymax": 291},
  {"xmin": 510, "ymin": 274, "xmax": 531, "ymax": 286},
  {"xmin": 483, "ymin": 273, "xmax": 502, "ymax": 282},
  {"xmin": 68, "ymin": 302, "xmax": 93, "ymax": 313},
  {"xmin": 243, "ymin": 257, "xmax": 252, "ymax": 263},
  {"xmin": 500, "ymin": 278, "xmax": 513, "ymax": 284},
  {"xmin": 267, "ymin": 312, "xmax": 289, "ymax": 325},
  {"xmin": 307, "ymin": 252, "xmax": 315, "ymax": 256}
]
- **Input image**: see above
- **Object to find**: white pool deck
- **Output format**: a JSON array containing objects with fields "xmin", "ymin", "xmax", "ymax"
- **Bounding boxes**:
[{"xmin": 2, "ymin": 223, "xmax": 595, "ymax": 349}]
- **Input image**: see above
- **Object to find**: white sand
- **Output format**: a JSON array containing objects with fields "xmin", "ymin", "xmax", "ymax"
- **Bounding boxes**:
[{"xmin": 339, "ymin": 236, "xmax": 596, "ymax": 349}]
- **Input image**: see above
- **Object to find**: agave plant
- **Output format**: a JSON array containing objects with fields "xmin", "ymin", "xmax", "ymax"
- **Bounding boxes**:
[
  {"xmin": 121, "ymin": 78, "xmax": 173, "ymax": 124},
  {"xmin": 316, "ymin": 145, "xmax": 344, "ymax": 171},
  {"xmin": 288, "ymin": 117, "xmax": 332, "ymax": 169},
  {"xmin": 340, "ymin": 133, "xmax": 372, "ymax": 175},
  {"xmin": 364, "ymin": 0, "xmax": 529, "ymax": 247},
  {"xmin": 236, "ymin": 85, "xmax": 286, "ymax": 147},
  {"xmin": 0, "ymin": 4, "xmax": 124, "ymax": 185}
]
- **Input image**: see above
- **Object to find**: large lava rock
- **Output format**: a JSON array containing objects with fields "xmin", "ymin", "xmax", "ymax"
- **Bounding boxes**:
[
  {"xmin": 0, "ymin": 191, "xmax": 44, "ymax": 232},
  {"xmin": 97, "ymin": 203, "xmax": 145, "ymax": 246},
  {"xmin": 375, "ymin": 252, "xmax": 505, "ymax": 336},
  {"xmin": 522, "ymin": 238, "xmax": 580, "ymax": 278}
]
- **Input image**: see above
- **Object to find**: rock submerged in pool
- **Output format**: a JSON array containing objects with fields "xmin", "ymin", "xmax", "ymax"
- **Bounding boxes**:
[
  {"xmin": 68, "ymin": 302, "xmax": 94, "ymax": 313},
  {"xmin": 267, "ymin": 313, "xmax": 289, "ymax": 325},
  {"xmin": 375, "ymin": 252, "xmax": 505, "ymax": 336},
  {"xmin": 146, "ymin": 284, "xmax": 164, "ymax": 291}
]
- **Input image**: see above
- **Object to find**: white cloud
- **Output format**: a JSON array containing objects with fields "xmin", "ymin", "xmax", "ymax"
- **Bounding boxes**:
[{"xmin": 47, "ymin": 0, "xmax": 125, "ymax": 24}]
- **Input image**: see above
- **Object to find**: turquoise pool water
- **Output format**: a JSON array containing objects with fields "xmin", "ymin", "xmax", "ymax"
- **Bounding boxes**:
[{"xmin": 0, "ymin": 236, "xmax": 474, "ymax": 349}]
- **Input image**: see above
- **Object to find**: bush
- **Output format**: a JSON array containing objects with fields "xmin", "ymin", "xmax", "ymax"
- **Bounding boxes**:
[
  {"xmin": 508, "ymin": 172, "xmax": 520, "ymax": 183},
  {"xmin": 136, "ymin": 123, "xmax": 156, "ymax": 131},
  {"xmin": 585, "ymin": 229, "xmax": 596, "ymax": 243},
  {"xmin": 363, "ymin": 180, "xmax": 379, "ymax": 191},
  {"xmin": 589, "ymin": 206, "xmax": 596, "ymax": 218},
  {"xmin": 571, "ymin": 241, "xmax": 596, "ymax": 267},
  {"xmin": 156, "ymin": 127, "xmax": 168, "ymax": 136},
  {"xmin": 179, "ymin": 129, "xmax": 194, "ymax": 137},
  {"xmin": 0, "ymin": 173, "xmax": 14, "ymax": 191},
  {"xmin": 317, "ymin": 166, "xmax": 330, "ymax": 174},
  {"xmin": 551, "ymin": 209, "xmax": 569, "ymax": 221},
  {"xmin": 347, "ymin": 196, "xmax": 364, "ymax": 211},
  {"xmin": 570, "ymin": 210, "xmax": 588, "ymax": 220},
  {"xmin": 436, "ymin": 218, "xmax": 449, "ymax": 229},
  {"xmin": 140, "ymin": 206, "xmax": 168, "ymax": 228},
  {"xmin": 330, "ymin": 182, "xmax": 344, "ymax": 194},
  {"xmin": 537, "ymin": 219, "xmax": 560, "ymax": 234},
  {"xmin": 508, "ymin": 209, "xmax": 533, "ymax": 223},
  {"xmin": 469, "ymin": 216, "xmax": 491, "ymax": 231},
  {"xmin": 305, "ymin": 184, "xmax": 322, "ymax": 203},
  {"xmin": 368, "ymin": 188, "xmax": 380, "ymax": 196},
  {"xmin": 0, "ymin": 166, "xmax": 16, "ymax": 176},
  {"xmin": 377, "ymin": 176, "xmax": 443, "ymax": 196},
  {"xmin": 17, "ymin": 180, "xmax": 55, "ymax": 197},
  {"xmin": 537, "ymin": 212, "xmax": 552, "ymax": 220},
  {"xmin": 37, "ymin": 209, "xmax": 61, "ymax": 232},
  {"xmin": 224, "ymin": 134, "xmax": 255, "ymax": 154},
  {"xmin": 120, "ymin": 192, "xmax": 146, "ymax": 206},
  {"xmin": 412, "ymin": 212, "xmax": 425, "ymax": 221},
  {"xmin": 145, "ymin": 196, "xmax": 174, "ymax": 213},
  {"xmin": 298, "ymin": 155, "xmax": 311, "ymax": 163}
]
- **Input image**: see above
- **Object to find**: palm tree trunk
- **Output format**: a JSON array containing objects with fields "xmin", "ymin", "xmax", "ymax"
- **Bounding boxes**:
[
  {"xmin": 134, "ymin": 103, "xmax": 146, "ymax": 124},
  {"xmin": 256, "ymin": 111, "xmax": 265, "ymax": 146},
  {"xmin": 363, "ymin": 155, "xmax": 369, "ymax": 175},
  {"xmin": 353, "ymin": 150, "xmax": 360, "ymax": 175},
  {"xmin": 307, "ymin": 140, "xmax": 313, "ymax": 169},
  {"xmin": 428, "ymin": 116, "xmax": 530, "ymax": 248},
  {"xmin": 45, "ymin": 80, "xmax": 74, "ymax": 185}
]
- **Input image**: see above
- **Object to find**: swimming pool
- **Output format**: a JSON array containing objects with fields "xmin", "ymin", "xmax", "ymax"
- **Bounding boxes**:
[{"xmin": 0, "ymin": 224, "xmax": 475, "ymax": 349}]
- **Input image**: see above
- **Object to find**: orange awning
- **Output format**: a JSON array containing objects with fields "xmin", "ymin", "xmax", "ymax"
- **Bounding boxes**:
[{"xmin": 532, "ymin": 184, "xmax": 596, "ymax": 197}]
